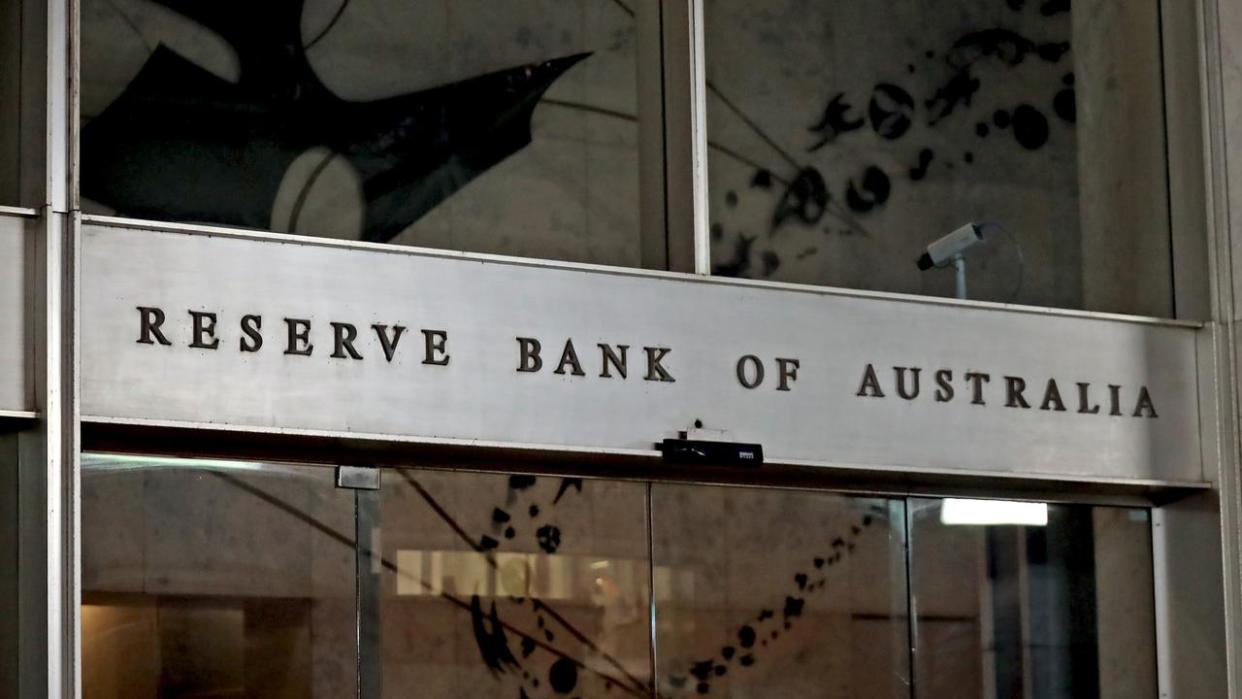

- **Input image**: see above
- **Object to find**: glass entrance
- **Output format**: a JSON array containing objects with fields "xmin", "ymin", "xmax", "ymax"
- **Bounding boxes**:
[{"xmin": 81, "ymin": 455, "xmax": 1157, "ymax": 698}]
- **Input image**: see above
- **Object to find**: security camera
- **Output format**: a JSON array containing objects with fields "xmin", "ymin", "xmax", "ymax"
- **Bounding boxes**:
[{"xmin": 916, "ymin": 223, "xmax": 984, "ymax": 270}]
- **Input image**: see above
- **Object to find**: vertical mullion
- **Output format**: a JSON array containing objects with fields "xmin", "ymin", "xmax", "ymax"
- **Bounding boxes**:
[
  {"xmin": 903, "ymin": 498, "xmax": 918, "ymax": 699},
  {"xmin": 686, "ymin": 0, "xmax": 710, "ymax": 275},
  {"xmin": 19, "ymin": 209, "xmax": 77, "ymax": 699},
  {"xmin": 16, "ymin": 0, "xmax": 77, "ymax": 689},
  {"xmin": 645, "ymin": 481, "xmax": 658, "ymax": 698},
  {"xmin": 658, "ymin": 0, "xmax": 709, "ymax": 274},
  {"xmin": 637, "ymin": 1, "xmax": 668, "ymax": 272},
  {"xmin": 355, "ymin": 488, "xmax": 381, "ymax": 699}
]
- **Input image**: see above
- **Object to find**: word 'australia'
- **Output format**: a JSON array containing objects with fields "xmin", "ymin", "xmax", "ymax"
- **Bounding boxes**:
[
  {"xmin": 134, "ymin": 307, "xmax": 449, "ymax": 364},
  {"xmin": 855, "ymin": 364, "xmax": 1158, "ymax": 418}
]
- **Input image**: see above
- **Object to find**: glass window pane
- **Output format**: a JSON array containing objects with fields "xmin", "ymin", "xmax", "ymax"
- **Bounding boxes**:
[
  {"xmin": 81, "ymin": 455, "xmax": 359, "ymax": 698},
  {"xmin": 80, "ymin": 1, "xmax": 648, "ymax": 267},
  {"xmin": 0, "ymin": 0, "xmax": 19, "ymax": 203},
  {"xmin": 376, "ymin": 469, "xmax": 653, "ymax": 698},
  {"xmin": 704, "ymin": 1, "xmax": 1171, "ymax": 316},
  {"xmin": 909, "ymin": 498, "xmax": 1157, "ymax": 698},
  {"xmin": 651, "ymin": 484, "xmax": 910, "ymax": 698}
]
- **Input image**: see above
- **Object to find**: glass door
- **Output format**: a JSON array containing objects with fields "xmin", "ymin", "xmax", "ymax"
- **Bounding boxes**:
[
  {"xmin": 81, "ymin": 456, "xmax": 359, "ymax": 697},
  {"xmin": 81, "ymin": 455, "xmax": 1159, "ymax": 698}
]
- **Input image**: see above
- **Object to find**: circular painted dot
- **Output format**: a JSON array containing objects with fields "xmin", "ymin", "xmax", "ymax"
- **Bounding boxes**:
[
  {"xmin": 1011, "ymin": 104, "xmax": 1050, "ymax": 150},
  {"xmin": 993, "ymin": 109, "xmax": 1011, "ymax": 129},
  {"xmin": 1053, "ymin": 89, "xmax": 1076, "ymax": 124},
  {"xmin": 975, "ymin": 123, "xmax": 989, "ymax": 138},
  {"xmin": 549, "ymin": 658, "xmax": 578, "ymax": 694},
  {"xmin": 964, "ymin": 152, "xmax": 974, "ymax": 163}
]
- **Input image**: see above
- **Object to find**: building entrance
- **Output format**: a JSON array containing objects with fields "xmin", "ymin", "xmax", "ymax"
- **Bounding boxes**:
[{"xmin": 80, "ymin": 454, "xmax": 1157, "ymax": 698}]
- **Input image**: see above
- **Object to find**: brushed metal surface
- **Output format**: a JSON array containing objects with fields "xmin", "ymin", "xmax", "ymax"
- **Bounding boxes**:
[
  {"xmin": 0, "ymin": 214, "xmax": 29, "ymax": 412},
  {"xmin": 80, "ymin": 223, "xmax": 1204, "ymax": 483}
]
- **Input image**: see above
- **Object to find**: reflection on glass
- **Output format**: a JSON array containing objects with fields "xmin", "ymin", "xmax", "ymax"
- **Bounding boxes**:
[
  {"xmin": 704, "ymin": 0, "xmax": 1170, "ymax": 316},
  {"xmin": 377, "ymin": 470, "xmax": 652, "ymax": 698},
  {"xmin": 80, "ymin": 0, "xmax": 643, "ymax": 266},
  {"xmin": 910, "ymin": 498, "xmax": 1156, "ymax": 699},
  {"xmin": 0, "ymin": 0, "xmax": 19, "ymax": 203},
  {"xmin": 81, "ymin": 455, "xmax": 358, "ymax": 698},
  {"xmin": 651, "ymin": 484, "xmax": 909, "ymax": 698},
  {"xmin": 80, "ymin": 457, "xmax": 1159, "ymax": 698}
]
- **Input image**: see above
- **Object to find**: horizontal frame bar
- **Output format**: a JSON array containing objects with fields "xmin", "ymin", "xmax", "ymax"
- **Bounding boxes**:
[
  {"xmin": 81, "ymin": 417, "xmax": 1209, "ymax": 506},
  {"xmin": 82, "ymin": 214, "xmax": 1205, "ymax": 329}
]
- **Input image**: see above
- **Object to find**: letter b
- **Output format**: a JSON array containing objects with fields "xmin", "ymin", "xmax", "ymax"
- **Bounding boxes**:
[{"xmin": 517, "ymin": 337, "xmax": 543, "ymax": 373}]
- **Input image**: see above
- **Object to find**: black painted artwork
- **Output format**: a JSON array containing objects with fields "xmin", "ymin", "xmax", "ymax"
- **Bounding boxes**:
[
  {"xmin": 399, "ymin": 472, "xmax": 653, "ymax": 699},
  {"xmin": 663, "ymin": 501, "xmax": 890, "ymax": 695},
  {"xmin": 710, "ymin": 1, "xmax": 1077, "ymax": 279},
  {"xmin": 399, "ymin": 470, "xmax": 904, "ymax": 698},
  {"xmin": 81, "ymin": 0, "xmax": 586, "ymax": 243}
]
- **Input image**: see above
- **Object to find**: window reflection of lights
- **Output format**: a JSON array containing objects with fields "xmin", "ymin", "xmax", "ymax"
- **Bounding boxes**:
[
  {"xmin": 940, "ymin": 498, "xmax": 1048, "ymax": 526},
  {"xmin": 393, "ymin": 550, "xmax": 674, "ymax": 602}
]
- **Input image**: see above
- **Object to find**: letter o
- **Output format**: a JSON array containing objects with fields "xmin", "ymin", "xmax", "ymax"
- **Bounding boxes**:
[{"xmin": 736, "ymin": 355, "xmax": 765, "ymax": 389}]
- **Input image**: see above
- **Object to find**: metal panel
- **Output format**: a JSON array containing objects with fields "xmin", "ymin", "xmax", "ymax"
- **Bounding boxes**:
[
  {"xmin": 80, "ymin": 223, "xmax": 1203, "ymax": 483},
  {"xmin": 1153, "ymin": 493, "xmax": 1228, "ymax": 699},
  {"xmin": 0, "ymin": 214, "xmax": 31, "ymax": 413}
]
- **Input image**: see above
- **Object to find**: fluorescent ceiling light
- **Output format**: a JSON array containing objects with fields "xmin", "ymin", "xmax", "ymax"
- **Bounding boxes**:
[
  {"xmin": 940, "ymin": 499, "xmax": 1048, "ymax": 526},
  {"xmin": 81, "ymin": 453, "xmax": 294, "ymax": 475}
]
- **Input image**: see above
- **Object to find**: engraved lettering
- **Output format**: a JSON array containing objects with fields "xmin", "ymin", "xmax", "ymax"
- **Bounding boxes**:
[
  {"xmin": 421, "ymin": 330, "xmax": 450, "ymax": 366},
  {"xmin": 554, "ymin": 339, "xmax": 586, "ymax": 376},
  {"xmin": 857, "ymin": 364, "xmax": 885, "ymax": 398},
  {"xmin": 1108, "ymin": 384, "xmax": 1123, "ymax": 416},
  {"xmin": 1004, "ymin": 376, "xmax": 1030, "ymax": 409},
  {"xmin": 934, "ymin": 369, "xmax": 954, "ymax": 402},
  {"xmin": 964, "ymin": 372, "xmax": 990, "ymax": 405},
  {"xmin": 895, "ymin": 367, "xmax": 921, "ymax": 400},
  {"xmin": 1039, "ymin": 379, "xmax": 1066, "ymax": 412},
  {"xmin": 737, "ymin": 355, "xmax": 764, "ymax": 389},
  {"xmin": 516, "ymin": 337, "xmax": 543, "ymax": 373},
  {"xmin": 239, "ymin": 314, "xmax": 263, "ymax": 353},
  {"xmin": 136, "ymin": 306, "xmax": 171, "ymax": 346},
  {"xmin": 1133, "ymin": 386, "xmax": 1158, "ymax": 418},
  {"xmin": 1076, "ymin": 382, "xmax": 1100, "ymax": 414},
  {"xmin": 776, "ymin": 358, "xmax": 800, "ymax": 392},
  {"xmin": 599, "ymin": 344, "xmax": 628, "ymax": 379},
  {"xmin": 371, "ymin": 324, "xmax": 406, "ymax": 363},
  {"xmin": 283, "ymin": 318, "xmax": 313, "ymax": 356},
  {"xmin": 330, "ymin": 322, "xmax": 362, "ymax": 360},
  {"xmin": 644, "ymin": 347, "xmax": 675, "ymax": 383},
  {"xmin": 189, "ymin": 310, "xmax": 219, "ymax": 350}
]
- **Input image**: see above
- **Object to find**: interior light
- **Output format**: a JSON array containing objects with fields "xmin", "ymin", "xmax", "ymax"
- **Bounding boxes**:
[
  {"xmin": 81, "ymin": 453, "xmax": 290, "ymax": 474},
  {"xmin": 940, "ymin": 499, "xmax": 1048, "ymax": 526}
]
